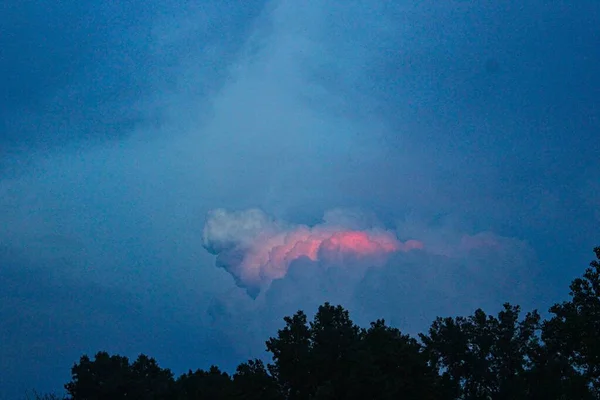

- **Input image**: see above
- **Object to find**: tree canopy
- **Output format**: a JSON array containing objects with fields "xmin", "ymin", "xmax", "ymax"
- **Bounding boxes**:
[{"xmin": 33, "ymin": 246, "xmax": 600, "ymax": 399}]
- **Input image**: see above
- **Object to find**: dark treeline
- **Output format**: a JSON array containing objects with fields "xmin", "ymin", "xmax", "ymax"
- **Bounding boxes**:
[{"xmin": 33, "ymin": 247, "xmax": 600, "ymax": 399}]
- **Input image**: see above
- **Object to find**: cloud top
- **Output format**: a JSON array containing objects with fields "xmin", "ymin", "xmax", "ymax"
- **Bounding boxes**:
[{"xmin": 202, "ymin": 208, "xmax": 423, "ymax": 297}]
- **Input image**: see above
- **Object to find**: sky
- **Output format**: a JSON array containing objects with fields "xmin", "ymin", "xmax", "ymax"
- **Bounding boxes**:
[{"xmin": 1, "ymin": 0, "xmax": 599, "ymax": 397}]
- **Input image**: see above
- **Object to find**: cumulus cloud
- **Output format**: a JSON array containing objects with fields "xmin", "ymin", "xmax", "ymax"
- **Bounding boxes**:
[
  {"xmin": 201, "ymin": 209, "xmax": 536, "ymax": 357},
  {"xmin": 1, "ymin": 0, "xmax": 598, "ymax": 397},
  {"xmin": 202, "ymin": 208, "xmax": 422, "ymax": 297}
]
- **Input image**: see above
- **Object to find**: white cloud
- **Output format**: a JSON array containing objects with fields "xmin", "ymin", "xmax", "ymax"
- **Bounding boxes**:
[{"xmin": 202, "ymin": 208, "xmax": 536, "ymax": 356}]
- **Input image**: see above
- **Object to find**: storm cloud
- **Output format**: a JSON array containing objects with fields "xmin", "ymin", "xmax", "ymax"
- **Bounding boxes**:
[
  {"xmin": 1, "ymin": 0, "xmax": 599, "ymax": 398},
  {"xmin": 202, "ymin": 208, "xmax": 422, "ymax": 296},
  {"xmin": 201, "ymin": 208, "xmax": 536, "ymax": 359}
]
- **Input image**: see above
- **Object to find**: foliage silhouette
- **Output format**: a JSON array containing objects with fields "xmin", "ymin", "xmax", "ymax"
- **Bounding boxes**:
[
  {"xmin": 420, "ymin": 303, "xmax": 542, "ymax": 399},
  {"xmin": 30, "ymin": 246, "xmax": 600, "ymax": 399}
]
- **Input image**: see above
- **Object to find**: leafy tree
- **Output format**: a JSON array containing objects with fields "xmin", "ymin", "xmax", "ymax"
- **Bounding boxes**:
[
  {"xmin": 523, "ymin": 334, "xmax": 594, "ymax": 400},
  {"xmin": 307, "ymin": 303, "xmax": 362, "ymax": 398},
  {"xmin": 266, "ymin": 303, "xmax": 365, "ymax": 399},
  {"xmin": 420, "ymin": 303, "xmax": 541, "ymax": 400},
  {"xmin": 232, "ymin": 359, "xmax": 282, "ymax": 400},
  {"xmin": 175, "ymin": 365, "xmax": 234, "ymax": 399},
  {"xmin": 65, "ymin": 352, "xmax": 132, "ymax": 400},
  {"xmin": 52, "ymin": 245, "xmax": 600, "ymax": 400},
  {"xmin": 64, "ymin": 352, "xmax": 174, "ymax": 400},
  {"xmin": 541, "ymin": 246, "xmax": 600, "ymax": 397},
  {"xmin": 129, "ymin": 354, "xmax": 175, "ymax": 399},
  {"xmin": 266, "ymin": 310, "xmax": 312, "ymax": 399},
  {"xmin": 357, "ymin": 319, "xmax": 440, "ymax": 400},
  {"xmin": 266, "ymin": 302, "xmax": 440, "ymax": 399}
]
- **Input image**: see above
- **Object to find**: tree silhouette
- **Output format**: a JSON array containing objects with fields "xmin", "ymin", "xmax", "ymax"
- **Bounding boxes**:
[
  {"xmin": 53, "ymin": 245, "xmax": 600, "ymax": 400},
  {"xmin": 265, "ymin": 310, "xmax": 312, "ymax": 399},
  {"xmin": 64, "ymin": 352, "xmax": 175, "ymax": 400},
  {"xmin": 540, "ymin": 246, "xmax": 600, "ymax": 398},
  {"xmin": 266, "ymin": 302, "xmax": 439, "ymax": 399},
  {"xmin": 176, "ymin": 365, "xmax": 233, "ymax": 399},
  {"xmin": 232, "ymin": 359, "xmax": 282, "ymax": 400},
  {"xmin": 129, "ymin": 354, "xmax": 175, "ymax": 399},
  {"xmin": 65, "ymin": 352, "xmax": 134, "ymax": 400},
  {"xmin": 420, "ymin": 304, "xmax": 541, "ymax": 399},
  {"xmin": 358, "ymin": 319, "xmax": 440, "ymax": 399}
]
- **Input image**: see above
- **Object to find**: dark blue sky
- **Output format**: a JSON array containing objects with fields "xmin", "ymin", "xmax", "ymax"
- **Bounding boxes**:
[{"xmin": 1, "ymin": 1, "xmax": 599, "ymax": 398}]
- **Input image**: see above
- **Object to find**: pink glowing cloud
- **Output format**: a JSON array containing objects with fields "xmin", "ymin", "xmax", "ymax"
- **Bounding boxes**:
[{"xmin": 202, "ymin": 209, "xmax": 423, "ymax": 296}]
